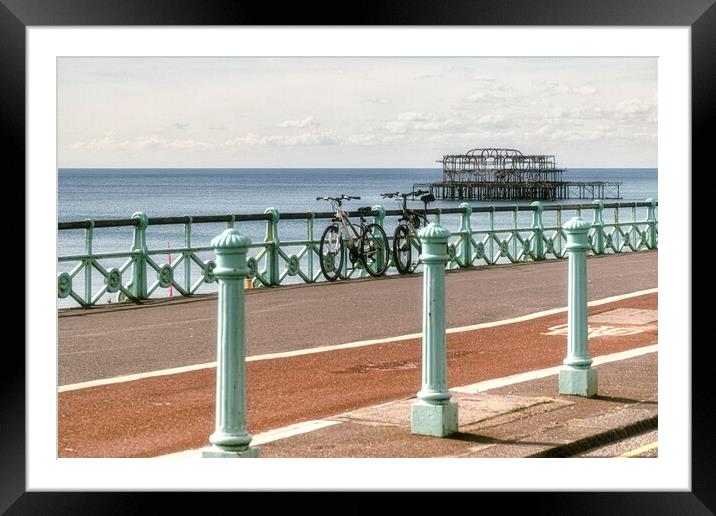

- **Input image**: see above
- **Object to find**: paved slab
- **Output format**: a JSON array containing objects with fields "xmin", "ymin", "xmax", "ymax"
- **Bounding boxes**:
[
  {"xmin": 58, "ymin": 251, "xmax": 658, "ymax": 385},
  {"xmin": 256, "ymin": 352, "xmax": 657, "ymax": 458}
]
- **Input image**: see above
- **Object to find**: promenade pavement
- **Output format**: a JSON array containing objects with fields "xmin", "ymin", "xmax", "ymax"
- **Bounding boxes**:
[
  {"xmin": 58, "ymin": 251, "xmax": 657, "ymax": 385},
  {"xmin": 58, "ymin": 276, "xmax": 658, "ymax": 459}
]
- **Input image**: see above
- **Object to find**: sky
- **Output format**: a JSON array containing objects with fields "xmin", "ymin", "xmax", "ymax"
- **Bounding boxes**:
[{"xmin": 58, "ymin": 57, "xmax": 657, "ymax": 169}]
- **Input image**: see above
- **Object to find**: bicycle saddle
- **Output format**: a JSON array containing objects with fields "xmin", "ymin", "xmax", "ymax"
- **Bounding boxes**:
[
  {"xmin": 421, "ymin": 193, "xmax": 435, "ymax": 203},
  {"xmin": 356, "ymin": 206, "xmax": 374, "ymax": 215}
]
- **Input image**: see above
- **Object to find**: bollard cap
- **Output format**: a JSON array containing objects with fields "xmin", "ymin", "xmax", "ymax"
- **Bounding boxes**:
[
  {"xmin": 211, "ymin": 228, "xmax": 251, "ymax": 251},
  {"xmin": 563, "ymin": 216, "xmax": 591, "ymax": 233},
  {"xmin": 418, "ymin": 222, "xmax": 451, "ymax": 243}
]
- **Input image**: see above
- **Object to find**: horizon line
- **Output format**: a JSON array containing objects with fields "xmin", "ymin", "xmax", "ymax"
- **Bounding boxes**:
[{"xmin": 57, "ymin": 166, "xmax": 659, "ymax": 170}]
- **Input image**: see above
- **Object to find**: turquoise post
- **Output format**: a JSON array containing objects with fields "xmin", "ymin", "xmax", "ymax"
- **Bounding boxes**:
[
  {"xmin": 372, "ymin": 204, "xmax": 386, "ymax": 273},
  {"xmin": 307, "ymin": 213, "xmax": 315, "ymax": 282},
  {"xmin": 591, "ymin": 200, "xmax": 605, "ymax": 254},
  {"xmin": 646, "ymin": 198, "xmax": 658, "ymax": 250},
  {"xmin": 202, "ymin": 228, "xmax": 259, "ymax": 458},
  {"xmin": 530, "ymin": 202, "xmax": 544, "ymax": 260},
  {"xmin": 84, "ymin": 219, "xmax": 94, "ymax": 305},
  {"xmin": 128, "ymin": 211, "xmax": 149, "ymax": 300},
  {"xmin": 458, "ymin": 203, "xmax": 472, "ymax": 267},
  {"xmin": 184, "ymin": 216, "xmax": 192, "ymax": 293},
  {"xmin": 559, "ymin": 216, "xmax": 598, "ymax": 397},
  {"xmin": 264, "ymin": 207, "xmax": 280, "ymax": 286},
  {"xmin": 411, "ymin": 222, "xmax": 459, "ymax": 437}
]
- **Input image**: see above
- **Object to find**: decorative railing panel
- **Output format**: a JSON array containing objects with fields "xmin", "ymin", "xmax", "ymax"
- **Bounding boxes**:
[{"xmin": 58, "ymin": 199, "xmax": 657, "ymax": 307}]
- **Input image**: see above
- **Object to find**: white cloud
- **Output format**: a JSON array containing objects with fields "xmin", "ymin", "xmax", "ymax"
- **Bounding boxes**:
[
  {"xmin": 615, "ymin": 99, "xmax": 656, "ymax": 118},
  {"xmin": 277, "ymin": 115, "xmax": 319, "ymax": 128},
  {"xmin": 541, "ymin": 82, "xmax": 598, "ymax": 96},
  {"xmin": 475, "ymin": 114, "xmax": 511, "ymax": 130},
  {"xmin": 362, "ymin": 97, "xmax": 390, "ymax": 104},
  {"xmin": 224, "ymin": 130, "xmax": 340, "ymax": 147},
  {"xmin": 397, "ymin": 111, "xmax": 437, "ymax": 122},
  {"xmin": 463, "ymin": 92, "xmax": 506, "ymax": 104},
  {"xmin": 70, "ymin": 132, "xmax": 217, "ymax": 151}
]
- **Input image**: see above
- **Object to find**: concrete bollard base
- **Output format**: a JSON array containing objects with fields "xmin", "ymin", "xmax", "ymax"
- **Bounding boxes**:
[
  {"xmin": 410, "ymin": 401, "xmax": 459, "ymax": 437},
  {"xmin": 201, "ymin": 445, "xmax": 260, "ymax": 458},
  {"xmin": 559, "ymin": 367, "xmax": 598, "ymax": 397}
]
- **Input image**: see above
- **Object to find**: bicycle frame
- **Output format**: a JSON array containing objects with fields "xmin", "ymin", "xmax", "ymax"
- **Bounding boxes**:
[{"xmin": 331, "ymin": 203, "xmax": 365, "ymax": 249}]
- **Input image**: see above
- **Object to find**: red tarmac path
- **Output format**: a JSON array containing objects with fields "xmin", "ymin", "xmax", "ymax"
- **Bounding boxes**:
[
  {"xmin": 58, "ymin": 292, "xmax": 657, "ymax": 458},
  {"xmin": 58, "ymin": 251, "xmax": 658, "ymax": 385}
]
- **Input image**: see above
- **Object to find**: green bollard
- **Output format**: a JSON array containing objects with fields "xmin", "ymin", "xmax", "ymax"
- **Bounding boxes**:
[
  {"xmin": 559, "ymin": 216, "xmax": 598, "ymax": 397},
  {"xmin": 411, "ymin": 222, "xmax": 459, "ymax": 437},
  {"xmin": 202, "ymin": 228, "xmax": 259, "ymax": 458},
  {"xmin": 264, "ymin": 207, "xmax": 280, "ymax": 286}
]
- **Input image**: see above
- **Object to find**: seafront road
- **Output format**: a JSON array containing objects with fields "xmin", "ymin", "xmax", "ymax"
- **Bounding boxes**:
[
  {"xmin": 59, "ymin": 251, "xmax": 657, "ymax": 386},
  {"xmin": 57, "ymin": 251, "xmax": 658, "ymax": 458}
]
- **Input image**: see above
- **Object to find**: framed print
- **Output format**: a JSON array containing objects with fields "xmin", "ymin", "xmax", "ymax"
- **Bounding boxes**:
[{"xmin": 7, "ymin": 0, "xmax": 712, "ymax": 511}]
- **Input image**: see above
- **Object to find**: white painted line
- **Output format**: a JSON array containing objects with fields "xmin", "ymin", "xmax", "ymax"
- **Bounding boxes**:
[
  {"xmin": 58, "ymin": 362, "xmax": 218, "ymax": 392},
  {"xmin": 160, "ymin": 419, "xmax": 341, "ymax": 458},
  {"xmin": 158, "ymin": 343, "xmax": 658, "ymax": 458},
  {"xmin": 452, "ymin": 344, "xmax": 658, "ymax": 393},
  {"xmin": 59, "ymin": 288, "xmax": 657, "ymax": 392},
  {"xmin": 618, "ymin": 441, "xmax": 659, "ymax": 458}
]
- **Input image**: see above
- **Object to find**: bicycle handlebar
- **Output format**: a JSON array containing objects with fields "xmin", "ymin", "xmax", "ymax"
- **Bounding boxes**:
[
  {"xmin": 380, "ymin": 190, "xmax": 429, "ymax": 199},
  {"xmin": 316, "ymin": 194, "xmax": 361, "ymax": 202}
]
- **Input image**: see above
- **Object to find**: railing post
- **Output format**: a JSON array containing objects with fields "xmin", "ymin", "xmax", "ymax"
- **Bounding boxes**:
[
  {"xmin": 411, "ymin": 222, "xmax": 458, "ymax": 437},
  {"xmin": 646, "ymin": 198, "xmax": 658, "ymax": 250},
  {"xmin": 530, "ymin": 202, "xmax": 544, "ymax": 260},
  {"xmin": 84, "ymin": 218, "xmax": 94, "ymax": 304},
  {"xmin": 264, "ymin": 207, "xmax": 280, "ymax": 286},
  {"xmin": 128, "ymin": 211, "xmax": 149, "ymax": 300},
  {"xmin": 559, "ymin": 216, "xmax": 598, "ymax": 397},
  {"xmin": 184, "ymin": 216, "xmax": 192, "ymax": 293},
  {"xmin": 458, "ymin": 202, "xmax": 472, "ymax": 267},
  {"xmin": 307, "ymin": 213, "xmax": 315, "ymax": 282},
  {"xmin": 202, "ymin": 227, "xmax": 259, "ymax": 458},
  {"xmin": 591, "ymin": 200, "xmax": 605, "ymax": 254},
  {"xmin": 372, "ymin": 204, "xmax": 387, "ymax": 272}
]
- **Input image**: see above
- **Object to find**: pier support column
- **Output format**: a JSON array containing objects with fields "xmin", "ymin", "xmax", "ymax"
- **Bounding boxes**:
[
  {"xmin": 559, "ymin": 217, "xmax": 598, "ymax": 397},
  {"xmin": 264, "ymin": 207, "xmax": 280, "ymax": 286},
  {"xmin": 411, "ymin": 223, "xmax": 458, "ymax": 437},
  {"xmin": 202, "ymin": 227, "xmax": 259, "ymax": 458}
]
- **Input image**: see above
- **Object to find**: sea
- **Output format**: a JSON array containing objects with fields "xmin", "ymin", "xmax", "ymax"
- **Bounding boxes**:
[{"xmin": 57, "ymin": 168, "xmax": 657, "ymax": 306}]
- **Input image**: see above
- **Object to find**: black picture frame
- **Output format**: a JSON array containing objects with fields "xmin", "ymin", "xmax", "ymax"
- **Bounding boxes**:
[{"xmin": 7, "ymin": 0, "xmax": 709, "ymax": 512}]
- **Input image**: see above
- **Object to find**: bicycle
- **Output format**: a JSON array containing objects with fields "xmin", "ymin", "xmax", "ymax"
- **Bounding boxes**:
[
  {"xmin": 316, "ymin": 194, "xmax": 390, "ymax": 281},
  {"xmin": 380, "ymin": 189, "xmax": 435, "ymax": 274}
]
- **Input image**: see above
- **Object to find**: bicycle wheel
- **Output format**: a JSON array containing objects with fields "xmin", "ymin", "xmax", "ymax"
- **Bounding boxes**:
[
  {"xmin": 319, "ymin": 225, "xmax": 344, "ymax": 282},
  {"xmin": 393, "ymin": 224, "xmax": 413, "ymax": 274},
  {"xmin": 360, "ymin": 223, "xmax": 389, "ymax": 277}
]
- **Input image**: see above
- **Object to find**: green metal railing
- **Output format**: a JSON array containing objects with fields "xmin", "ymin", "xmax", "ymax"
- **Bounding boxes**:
[{"xmin": 57, "ymin": 198, "xmax": 658, "ymax": 307}]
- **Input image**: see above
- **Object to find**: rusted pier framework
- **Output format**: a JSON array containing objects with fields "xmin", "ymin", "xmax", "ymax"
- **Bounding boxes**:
[{"xmin": 414, "ymin": 148, "xmax": 622, "ymax": 201}]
